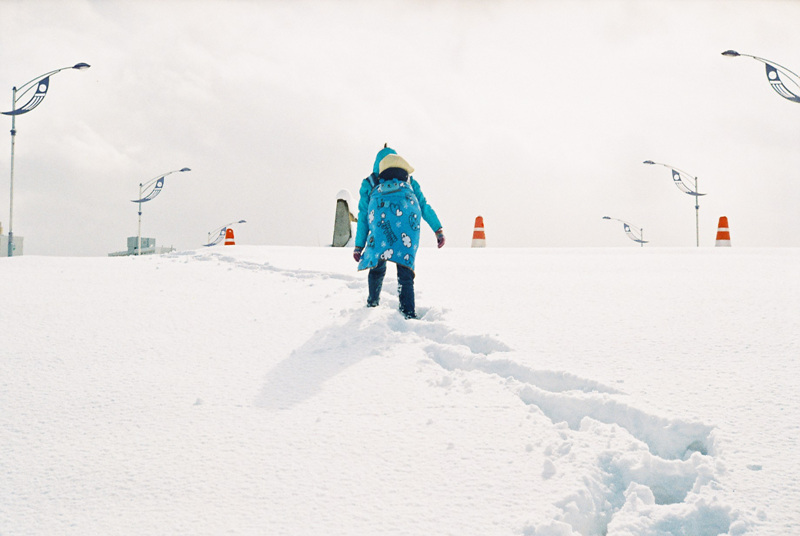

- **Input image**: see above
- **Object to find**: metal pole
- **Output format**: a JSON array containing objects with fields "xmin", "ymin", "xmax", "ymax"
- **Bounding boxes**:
[
  {"xmin": 7, "ymin": 87, "xmax": 16, "ymax": 257},
  {"xmin": 695, "ymin": 177, "xmax": 700, "ymax": 247},
  {"xmin": 137, "ymin": 184, "xmax": 143, "ymax": 256}
]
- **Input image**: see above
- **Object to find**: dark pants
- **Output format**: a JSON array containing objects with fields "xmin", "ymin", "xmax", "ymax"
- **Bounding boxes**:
[{"xmin": 367, "ymin": 261, "xmax": 415, "ymax": 317}]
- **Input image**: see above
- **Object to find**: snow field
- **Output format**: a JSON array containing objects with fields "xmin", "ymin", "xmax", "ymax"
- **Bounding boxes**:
[{"xmin": 2, "ymin": 246, "xmax": 798, "ymax": 535}]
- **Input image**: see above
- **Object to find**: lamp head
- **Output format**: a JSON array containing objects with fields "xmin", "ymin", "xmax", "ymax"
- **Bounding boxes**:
[
  {"xmin": 238, "ymin": 219, "xmax": 247, "ymax": 224},
  {"xmin": 602, "ymin": 216, "xmax": 611, "ymax": 220},
  {"xmin": 721, "ymin": 50, "xmax": 740, "ymax": 57},
  {"xmin": 642, "ymin": 160, "xmax": 655, "ymax": 165},
  {"xmin": 179, "ymin": 167, "xmax": 191, "ymax": 172},
  {"xmin": 72, "ymin": 63, "xmax": 91, "ymax": 70}
]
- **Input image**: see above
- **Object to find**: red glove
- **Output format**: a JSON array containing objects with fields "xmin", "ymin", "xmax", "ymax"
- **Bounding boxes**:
[
  {"xmin": 353, "ymin": 247, "xmax": 363, "ymax": 262},
  {"xmin": 436, "ymin": 229, "xmax": 445, "ymax": 248}
]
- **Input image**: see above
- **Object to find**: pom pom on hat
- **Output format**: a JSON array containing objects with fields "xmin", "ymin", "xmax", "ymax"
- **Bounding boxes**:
[{"xmin": 378, "ymin": 154, "xmax": 414, "ymax": 175}]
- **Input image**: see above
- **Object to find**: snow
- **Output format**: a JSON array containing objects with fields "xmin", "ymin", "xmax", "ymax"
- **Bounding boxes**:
[
  {"xmin": 1, "ymin": 246, "xmax": 798, "ymax": 535},
  {"xmin": 336, "ymin": 189, "xmax": 354, "ymax": 204}
]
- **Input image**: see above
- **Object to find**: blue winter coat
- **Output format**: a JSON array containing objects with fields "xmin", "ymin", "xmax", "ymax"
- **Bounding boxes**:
[{"xmin": 355, "ymin": 148, "xmax": 442, "ymax": 272}]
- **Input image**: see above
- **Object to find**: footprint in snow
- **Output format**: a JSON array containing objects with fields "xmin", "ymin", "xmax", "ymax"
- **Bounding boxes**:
[{"xmin": 401, "ymin": 308, "xmax": 727, "ymax": 535}]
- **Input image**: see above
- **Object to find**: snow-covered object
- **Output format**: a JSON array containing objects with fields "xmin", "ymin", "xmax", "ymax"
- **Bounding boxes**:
[
  {"xmin": 332, "ymin": 189, "xmax": 356, "ymax": 247},
  {"xmin": 336, "ymin": 189, "xmax": 353, "ymax": 205}
]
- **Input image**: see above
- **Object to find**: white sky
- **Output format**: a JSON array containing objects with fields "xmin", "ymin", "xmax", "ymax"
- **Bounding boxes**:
[{"xmin": 1, "ymin": 0, "xmax": 799, "ymax": 255}]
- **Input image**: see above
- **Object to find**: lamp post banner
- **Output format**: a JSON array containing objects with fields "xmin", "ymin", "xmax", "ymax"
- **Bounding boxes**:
[
  {"xmin": 671, "ymin": 169, "xmax": 704, "ymax": 196},
  {"xmin": 132, "ymin": 177, "xmax": 164, "ymax": 203},
  {"xmin": 622, "ymin": 223, "xmax": 647, "ymax": 244},
  {"xmin": 2, "ymin": 77, "xmax": 50, "ymax": 116},
  {"xmin": 205, "ymin": 229, "xmax": 226, "ymax": 247},
  {"xmin": 623, "ymin": 223, "xmax": 634, "ymax": 239},
  {"xmin": 671, "ymin": 169, "xmax": 689, "ymax": 193},
  {"xmin": 765, "ymin": 63, "xmax": 800, "ymax": 103}
]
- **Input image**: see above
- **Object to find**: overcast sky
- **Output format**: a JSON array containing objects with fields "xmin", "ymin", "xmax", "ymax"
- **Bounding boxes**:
[{"xmin": 1, "ymin": 0, "xmax": 799, "ymax": 256}]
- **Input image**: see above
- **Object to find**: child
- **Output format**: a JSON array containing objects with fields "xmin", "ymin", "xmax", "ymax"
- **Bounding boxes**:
[{"xmin": 353, "ymin": 145, "xmax": 445, "ymax": 319}]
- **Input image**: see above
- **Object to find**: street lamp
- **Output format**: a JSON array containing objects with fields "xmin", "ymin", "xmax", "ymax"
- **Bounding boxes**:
[
  {"xmin": 2, "ymin": 62, "xmax": 91, "ymax": 256},
  {"xmin": 131, "ymin": 167, "xmax": 191, "ymax": 255},
  {"xmin": 643, "ymin": 160, "xmax": 706, "ymax": 247},
  {"xmin": 205, "ymin": 220, "xmax": 246, "ymax": 246},
  {"xmin": 602, "ymin": 216, "xmax": 648, "ymax": 247},
  {"xmin": 722, "ymin": 50, "xmax": 800, "ymax": 103}
]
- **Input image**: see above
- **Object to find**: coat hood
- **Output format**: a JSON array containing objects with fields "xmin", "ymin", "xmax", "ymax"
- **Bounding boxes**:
[{"xmin": 373, "ymin": 146, "xmax": 397, "ymax": 175}]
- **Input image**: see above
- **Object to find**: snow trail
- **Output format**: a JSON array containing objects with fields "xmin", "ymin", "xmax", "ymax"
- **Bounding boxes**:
[
  {"xmin": 205, "ymin": 248, "xmax": 740, "ymax": 536},
  {"xmin": 405, "ymin": 315, "xmax": 731, "ymax": 535},
  {"xmin": 4, "ymin": 248, "xmax": 769, "ymax": 536}
]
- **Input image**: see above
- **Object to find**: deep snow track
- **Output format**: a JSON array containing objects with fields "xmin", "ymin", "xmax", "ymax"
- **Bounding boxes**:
[{"xmin": 199, "ymin": 250, "xmax": 741, "ymax": 535}]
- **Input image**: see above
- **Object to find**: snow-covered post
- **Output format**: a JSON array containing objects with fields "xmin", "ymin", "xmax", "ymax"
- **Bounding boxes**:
[{"xmin": 332, "ymin": 189, "xmax": 356, "ymax": 247}]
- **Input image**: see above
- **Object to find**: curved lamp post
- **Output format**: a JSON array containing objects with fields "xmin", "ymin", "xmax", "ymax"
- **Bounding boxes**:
[
  {"xmin": 643, "ymin": 160, "xmax": 706, "ymax": 247},
  {"xmin": 131, "ymin": 167, "xmax": 191, "ymax": 255},
  {"xmin": 722, "ymin": 50, "xmax": 800, "ymax": 103},
  {"xmin": 2, "ymin": 62, "xmax": 91, "ymax": 256},
  {"xmin": 205, "ymin": 219, "xmax": 246, "ymax": 247},
  {"xmin": 602, "ymin": 216, "xmax": 648, "ymax": 246}
]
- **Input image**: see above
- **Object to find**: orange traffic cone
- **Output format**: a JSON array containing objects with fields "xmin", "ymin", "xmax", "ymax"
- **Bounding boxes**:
[
  {"xmin": 471, "ymin": 216, "xmax": 486, "ymax": 247},
  {"xmin": 224, "ymin": 228, "xmax": 236, "ymax": 246},
  {"xmin": 715, "ymin": 216, "xmax": 731, "ymax": 247}
]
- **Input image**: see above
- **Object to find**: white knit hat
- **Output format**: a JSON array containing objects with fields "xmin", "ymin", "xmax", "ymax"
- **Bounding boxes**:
[{"xmin": 378, "ymin": 154, "xmax": 414, "ymax": 175}]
